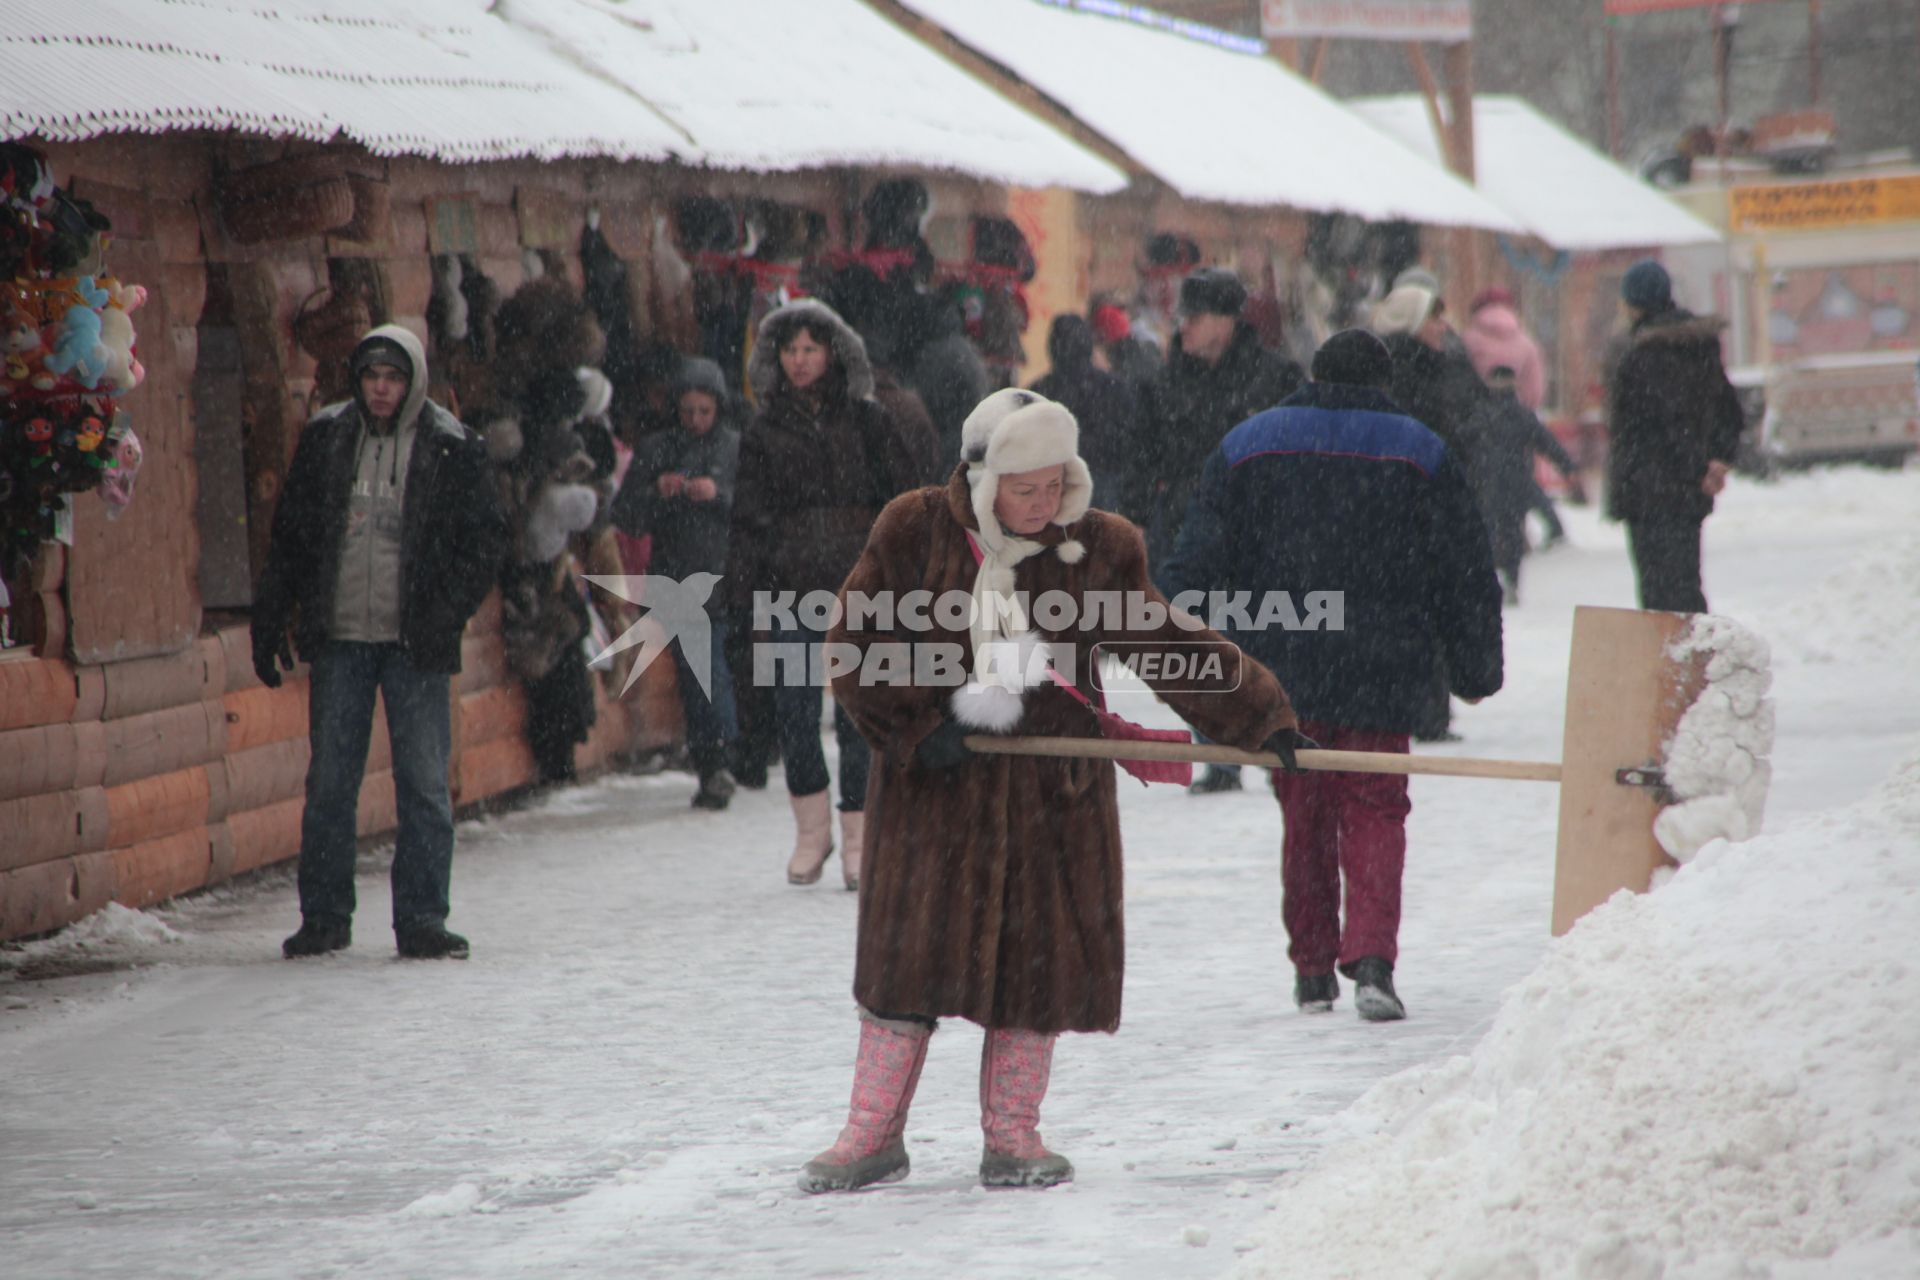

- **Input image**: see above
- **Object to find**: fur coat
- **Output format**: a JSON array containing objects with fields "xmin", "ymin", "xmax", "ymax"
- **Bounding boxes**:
[{"xmin": 828, "ymin": 469, "xmax": 1295, "ymax": 1035}]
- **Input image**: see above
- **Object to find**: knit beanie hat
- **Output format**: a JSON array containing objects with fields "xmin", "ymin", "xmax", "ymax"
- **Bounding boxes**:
[
  {"xmin": 1470, "ymin": 285, "xmax": 1515, "ymax": 313},
  {"xmin": 1393, "ymin": 265, "xmax": 1442, "ymax": 294},
  {"xmin": 1090, "ymin": 303, "xmax": 1131, "ymax": 345},
  {"xmin": 1371, "ymin": 284, "xmax": 1437, "ymax": 337},
  {"xmin": 351, "ymin": 334, "xmax": 411, "ymax": 382},
  {"xmin": 1177, "ymin": 268, "xmax": 1247, "ymax": 318},
  {"xmin": 1621, "ymin": 259, "xmax": 1674, "ymax": 313},
  {"xmin": 1310, "ymin": 329, "xmax": 1394, "ymax": 389},
  {"xmin": 670, "ymin": 355, "xmax": 729, "ymax": 407},
  {"xmin": 950, "ymin": 388, "xmax": 1092, "ymax": 731}
]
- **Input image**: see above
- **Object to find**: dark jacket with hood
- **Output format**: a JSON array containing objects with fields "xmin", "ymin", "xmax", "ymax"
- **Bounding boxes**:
[
  {"xmin": 1380, "ymin": 331, "xmax": 1489, "ymax": 456},
  {"xmin": 1029, "ymin": 315, "xmax": 1137, "ymax": 510},
  {"xmin": 1606, "ymin": 307, "xmax": 1743, "ymax": 524},
  {"xmin": 1160, "ymin": 381, "xmax": 1503, "ymax": 733},
  {"xmin": 727, "ymin": 300, "xmax": 919, "ymax": 610},
  {"xmin": 253, "ymin": 325, "xmax": 506, "ymax": 674},
  {"xmin": 1134, "ymin": 321, "xmax": 1304, "ymax": 545},
  {"xmin": 610, "ymin": 357, "xmax": 740, "ymax": 585}
]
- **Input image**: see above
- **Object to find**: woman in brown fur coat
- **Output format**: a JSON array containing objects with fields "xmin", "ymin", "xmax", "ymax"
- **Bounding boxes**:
[{"xmin": 799, "ymin": 388, "xmax": 1309, "ymax": 1194}]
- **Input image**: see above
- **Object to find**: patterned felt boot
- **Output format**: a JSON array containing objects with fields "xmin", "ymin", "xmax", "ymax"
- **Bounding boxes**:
[
  {"xmin": 798, "ymin": 1015, "xmax": 932, "ymax": 1193},
  {"xmin": 979, "ymin": 1028, "xmax": 1074, "ymax": 1187}
]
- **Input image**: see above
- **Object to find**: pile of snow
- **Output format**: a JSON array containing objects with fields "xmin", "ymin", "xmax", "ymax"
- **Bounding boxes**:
[
  {"xmin": 1231, "ymin": 744, "xmax": 1920, "ymax": 1280},
  {"xmin": 1655, "ymin": 615, "xmax": 1775, "ymax": 863},
  {"xmin": 1761, "ymin": 528, "xmax": 1920, "ymax": 667},
  {"xmin": 0, "ymin": 903, "xmax": 182, "ymax": 969}
]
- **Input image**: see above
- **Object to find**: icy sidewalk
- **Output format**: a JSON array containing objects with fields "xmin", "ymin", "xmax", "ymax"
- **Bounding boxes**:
[{"xmin": 3, "ymin": 467, "xmax": 1915, "ymax": 1280}]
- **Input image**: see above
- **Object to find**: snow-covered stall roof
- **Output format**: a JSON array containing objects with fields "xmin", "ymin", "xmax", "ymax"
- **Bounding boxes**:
[
  {"xmin": 491, "ymin": 0, "xmax": 1129, "ymax": 192},
  {"xmin": 0, "ymin": 0, "xmax": 687, "ymax": 161},
  {"xmin": 1352, "ymin": 94, "xmax": 1725, "ymax": 251},
  {"xmin": 897, "ymin": 0, "xmax": 1520, "ymax": 231}
]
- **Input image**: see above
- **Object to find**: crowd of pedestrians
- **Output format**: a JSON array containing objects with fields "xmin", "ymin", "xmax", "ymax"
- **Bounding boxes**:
[{"xmin": 250, "ymin": 251, "xmax": 1736, "ymax": 1080}]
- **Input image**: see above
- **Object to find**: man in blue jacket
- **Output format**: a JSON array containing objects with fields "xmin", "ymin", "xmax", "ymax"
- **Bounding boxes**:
[{"xmin": 1160, "ymin": 330, "xmax": 1503, "ymax": 1021}]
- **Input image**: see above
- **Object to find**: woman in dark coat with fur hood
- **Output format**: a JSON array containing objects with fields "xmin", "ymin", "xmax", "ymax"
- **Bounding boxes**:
[
  {"xmin": 728, "ymin": 299, "xmax": 920, "ymax": 890},
  {"xmin": 796, "ymin": 388, "xmax": 1303, "ymax": 1195}
]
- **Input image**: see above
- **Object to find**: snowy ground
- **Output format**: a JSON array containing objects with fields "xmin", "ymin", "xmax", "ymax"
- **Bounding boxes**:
[{"xmin": 3, "ymin": 466, "xmax": 1915, "ymax": 1280}]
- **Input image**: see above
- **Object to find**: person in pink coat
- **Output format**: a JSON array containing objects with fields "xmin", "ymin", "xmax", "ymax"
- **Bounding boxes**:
[{"xmin": 1462, "ymin": 287, "xmax": 1548, "ymax": 412}]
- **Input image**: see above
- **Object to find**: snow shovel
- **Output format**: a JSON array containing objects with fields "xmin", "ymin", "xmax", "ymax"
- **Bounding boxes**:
[{"xmin": 965, "ymin": 606, "xmax": 1715, "ymax": 937}]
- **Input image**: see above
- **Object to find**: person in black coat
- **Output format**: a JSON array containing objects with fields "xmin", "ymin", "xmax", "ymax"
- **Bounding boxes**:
[
  {"xmin": 1160, "ymin": 330, "xmax": 1503, "ymax": 1022},
  {"xmin": 1463, "ymin": 366, "xmax": 1587, "ymax": 605},
  {"xmin": 252, "ymin": 324, "xmax": 506, "ymax": 962},
  {"xmin": 727, "ymin": 299, "xmax": 920, "ymax": 891},
  {"xmin": 1606, "ymin": 261, "xmax": 1743, "ymax": 613},
  {"xmin": 610, "ymin": 357, "xmax": 742, "ymax": 810},
  {"xmin": 1028, "ymin": 314, "xmax": 1136, "ymax": 507},
  {"xmin": 1133, "ymin": 270, "xmax": 1305, "ymax": 561},
  {"xmin": 1371, "ymin": 283, "xmax": 1495, "ymax": 741}
]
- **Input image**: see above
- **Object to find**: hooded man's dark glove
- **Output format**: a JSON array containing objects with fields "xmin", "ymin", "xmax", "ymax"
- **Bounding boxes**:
[
  {"xmin": 914, "ymin": 717, "xmax": 975, "ymax": 771},
  {"xmin": 253, "ymin": 633, "xmax": 294, "ymax": 689},
  {"xmin": 1263, "ymin": 726, "xmax": 1319, "ymax": 775}
]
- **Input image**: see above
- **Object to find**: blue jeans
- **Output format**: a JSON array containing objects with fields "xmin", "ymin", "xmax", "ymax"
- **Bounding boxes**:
[
  {"xmin": 298, "ymin": 641, "xmax": 455, "ymax": 932},
  {"xmin": 672, "ymin": 616, "xmax": 738, "ymax": 776},
  {"xmin": 771, "ymin": 624, "xmax": 869, "ymax": 809}
]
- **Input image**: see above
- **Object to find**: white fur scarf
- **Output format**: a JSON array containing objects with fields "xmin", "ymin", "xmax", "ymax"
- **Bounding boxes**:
[{"xmin": 951, "ymin": 489, "xmax": 1054, "ymax": 731}]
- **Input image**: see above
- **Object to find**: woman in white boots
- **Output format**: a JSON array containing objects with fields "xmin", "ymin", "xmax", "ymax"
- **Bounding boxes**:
[
  {"xmin": 729, "ymin": 300, "xmax": 920, "ymax": 890},
  {"xmin": 802, "ymin": 389, "xmax": 1306, "ymax": 1191}
]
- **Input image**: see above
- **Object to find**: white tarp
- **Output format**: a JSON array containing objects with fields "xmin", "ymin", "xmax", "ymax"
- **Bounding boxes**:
[
  {"xmin": 494, "ymin": 0, "xmax": 1128, "ymax": 191},
  {"xmin": 1353, "ymin": 94, "xmax": 1725, "ymax": 251},
  {"xmin": 900, "ymin": 0, "xmax": 1520, "ymax": 230}
]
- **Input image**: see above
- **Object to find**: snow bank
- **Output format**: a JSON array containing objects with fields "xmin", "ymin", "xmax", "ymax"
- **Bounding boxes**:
[
  {"xmin": 1231, "ymin": 744, "xmax": 1920, "ymax": 1280},
  {"xmin": 0, "ymin": 902, "xmax": 182, "ymax": 968},
  {"xmin": 1655, "ymin": 615, "xmax": 1775, "ymax": 863}
]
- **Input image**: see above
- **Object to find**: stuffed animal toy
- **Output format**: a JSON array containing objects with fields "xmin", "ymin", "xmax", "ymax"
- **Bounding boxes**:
[
  {"xmin": 97, "ymin": 278, "xmax": 146, "ymax": 393},
  {"xmin": 42, "ymin": 300, "xmax": 107, "ymax": 388},
  {"xmin": 97, "ymin": 424, "xmax": 143, "ymax": 519},
  {"xmin": 2, "ymin": 299, "xmax": 43, "ymax": 389}
]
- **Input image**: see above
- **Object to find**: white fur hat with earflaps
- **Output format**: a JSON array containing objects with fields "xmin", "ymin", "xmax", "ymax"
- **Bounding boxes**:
[{"xmin": 949, "ymin": 388, "xmax": 1094, "ymax": 732}]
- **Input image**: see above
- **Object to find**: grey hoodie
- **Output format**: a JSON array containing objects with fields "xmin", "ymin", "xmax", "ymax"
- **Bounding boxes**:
[{"xmin": 331, "ymin": 324, "xmax": 430, "ymax": 644}]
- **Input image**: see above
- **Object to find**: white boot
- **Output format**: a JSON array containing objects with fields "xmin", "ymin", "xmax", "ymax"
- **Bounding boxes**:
[
  {"xmin": 840, "ymin": 809, "xmax": 866, "ymax": 892},
  {"xmin": 786, "ymin": 791, "xmax": 834, "ymax": 885}
]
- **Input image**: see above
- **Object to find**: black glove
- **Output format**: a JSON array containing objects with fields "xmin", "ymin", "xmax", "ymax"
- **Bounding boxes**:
[
  {"xmin": 253, "ymin": 632, "xmax": 294, "ymax": 689},
  {"xmin": 1263, "ymin": 726, "xmax": 1319, "ymax": 775},
  {"xmin": 914, "ymin": 717, "xmax": 974, "ymax": 771}
]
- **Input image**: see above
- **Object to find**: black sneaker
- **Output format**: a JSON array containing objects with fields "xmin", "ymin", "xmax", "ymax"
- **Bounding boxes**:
[
  {"xmin": 282, "ymin": 916, "xmax": 352, "ymax": 958},
  {"xmin": 1294, "ymin": 972, "xmax": 1338, "ymax": 1012},
  {"xmin": 1188, "ymin": 767, "xmax": 1244, "ymax": 795},
  {"xmin": 692, "ymin": 769, "xmax": 737, "ymax": 810},
  {"xmin": 1348, "ymin": 956, "xmax": 1406, "ymax": 1022},
  {"xmin": 395, "ymin": 924, "xmax": 470, "ymax": 960}
]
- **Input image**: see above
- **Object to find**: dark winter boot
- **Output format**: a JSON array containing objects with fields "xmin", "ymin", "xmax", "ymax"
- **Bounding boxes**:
[
  {"xmin": 282, "ymin": 916, "xmax": 351, "ymax": 959},
  {"xmin": 1348, "ymin": 956, "xmax": 1405, "ymax": 1022},
  {"xmin": 799, "ymin": 1015, "xmax": 932, "ymax": 1193},
  {"xmin": 396, "ymin": 923, "xmax": 470, "ymax": 960},
  {"xmin": 979, "ymin": 1029, "xmax": 1074, "ymax": 1188},
  {"xmin": 1188, "ymin": 766, "xmax": 1244, "ymax": 795},
  {"xmin": 691, "ymin": 769, "xmax": 736, "ymax": 810},
  {"xmin": 1294, "ymin": 971, "xmax": 1338, "ymax": 1012}
]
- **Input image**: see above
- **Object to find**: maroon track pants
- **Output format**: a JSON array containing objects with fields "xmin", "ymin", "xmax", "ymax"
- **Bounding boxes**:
[{"xmin": 1269, "ymin": 721, "xmax": 1413, "ymax": 976}]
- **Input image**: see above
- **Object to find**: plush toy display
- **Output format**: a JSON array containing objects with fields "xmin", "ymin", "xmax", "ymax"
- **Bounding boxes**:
[{"xmin": 0, "ymin": 145, "xmax": 146, "ymax": 573}]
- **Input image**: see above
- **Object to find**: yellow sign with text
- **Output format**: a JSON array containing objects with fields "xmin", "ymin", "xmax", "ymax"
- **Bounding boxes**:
[{"xmin": 1730, "ymin": 175, "xmax": 1920, "ymax": 233}]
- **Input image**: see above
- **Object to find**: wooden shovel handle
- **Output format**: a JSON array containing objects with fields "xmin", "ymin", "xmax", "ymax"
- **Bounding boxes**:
[{"xmin": 962, "ymin": 735, "xmax": 1563, "ymax": 783}]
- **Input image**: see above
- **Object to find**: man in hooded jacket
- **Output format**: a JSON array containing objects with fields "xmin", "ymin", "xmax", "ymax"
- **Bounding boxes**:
[{"xmin": 252, "ymin": 325, "xmax": 506, "ymax": 961}]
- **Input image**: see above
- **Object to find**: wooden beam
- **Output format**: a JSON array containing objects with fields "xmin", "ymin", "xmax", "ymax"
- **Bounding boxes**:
[
  {"xmin": 1307, "ymin": 37, "xmax": 1333, "ymax": 84},
  {"xmin": 1405, "ymin": 44, "xmax": 1455, "ymax": 172}
]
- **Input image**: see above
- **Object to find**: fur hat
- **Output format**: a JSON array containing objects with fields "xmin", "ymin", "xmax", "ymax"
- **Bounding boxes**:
[
  {"xmin": 1177, "ymin": 268, "xmax": 1247, "ymax": 318},
  {"xmin": 1370, "ymin": 284, "xmax": 1437, "ymax": 337},
  {"xmin": 948, "ymin": 388, "xmax": 1093, "ymax": 732}
]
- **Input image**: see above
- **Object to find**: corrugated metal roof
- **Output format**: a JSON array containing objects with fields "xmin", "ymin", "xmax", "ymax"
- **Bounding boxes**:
[
  {"xmin": 898, "ymin": 0, "xmax": 1522, "ymax": 231},
  {"xmin": 494, "ymin": 0, "xmax": 1129, "ymax": 192},
  {"xmin": 0, "ymin": 0, "xmax": 1128, "ymax": 190},
  {"xmin": 1353, "ymin": 95, "xmax": 1725, "ymax": 251}
]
